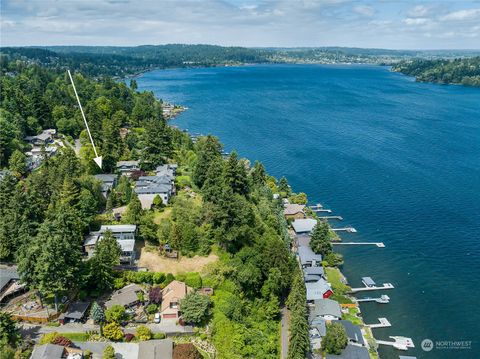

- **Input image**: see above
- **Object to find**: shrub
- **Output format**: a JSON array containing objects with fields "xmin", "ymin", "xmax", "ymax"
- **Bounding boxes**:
[
  {"xmin": 124, "ymin": 333, "xmax": 135, "ymax": 342},
  {"xmin": 149, "ymin": 287, "xmax": 162, "ymax": 304},
  {"xmin": 135, "ymin": 325, "xmax": 152, "ymax": 341},
  {"xmin": 105, "ymin": 304, "xmax": 126, "ymax": 323},
  {"xmin": 173, "ymin": 343, "xmax": 202, "ymax": 359},
  {"xmin": 152, "ymin": 332, "xmax": 166, "ymax": 339},
  {"xmin": 103, "ymin": 345, "xmax": 116, "ymax": 359},
  {"xmin": 51, "ymin": 336, "xmax": 73, "ymax": 347},
  {"xmin": 39, "ymin": 332, "xmax": 59, "ymax": 344},
  {"xmin": 84, "ymin": 350, "xmax": 92, "ymax": 359},
  {"xmin": 146, "ymin": 304, "xmax": 158, "ymax": 314},
  {"xmin": 103, "ymin": 322, "xmax": 123, "ymax": 341},
  {"xmin": 185, "ymin": 273, "xmax": 202, "ymax": 289},
  {"xmin": 164, "ymin": 273, "xmax": 175, "ymax": 286},
  {"xmin": 113, "ymin": 277, "xmax": 126, "ymax": 289},
  {"xmin": 153, "ymin": 272, "xmax": 166, "ymax": 284}
]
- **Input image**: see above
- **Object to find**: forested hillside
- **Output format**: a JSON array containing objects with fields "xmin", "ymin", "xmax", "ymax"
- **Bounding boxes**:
[
  {"xmin": 0, "ymin": 52, "xmax": 309, "ymax": 358},
  {"xmin": 392, "ymin": 57, "xmax": 480, "ymax": 86}
]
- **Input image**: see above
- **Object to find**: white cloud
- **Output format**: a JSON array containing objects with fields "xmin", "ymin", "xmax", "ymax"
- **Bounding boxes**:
[
  {"xmin": 403, "ymin": 18, "xmax": 431, "ymax": 26},
  {"xmin": 407, "ymin": 5, "xmax": 431, "ymax": 18},
  {"xmin": 441, "ymin": 8, "xmax": 480, "ymax": 21}
]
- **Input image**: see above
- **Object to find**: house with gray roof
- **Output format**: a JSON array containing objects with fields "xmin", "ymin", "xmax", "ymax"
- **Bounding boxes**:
[
  {"xmin": 304, "ymin": 266, "xmax": 325, "ymax": 277},
  {"xmin": 116, "ymin": 160, "xmax": 140, "ymax": 176},
  {"xmin": 292, "ymin": 218, "xmax": 317, "ymax": 234},
  {"xmin": 306, "ymin": 278, "xmax": 334, "ymax": 302},
  {"xmin": 59, "ymin": 301, "xmax": 90, "ymax": 324},
  {"xmin": 24, "ymin": 129, "xmax": 55, "ymax": 146},
  {"xmin": 84, "ymin": 225, "xmax": 137, "ymax": 264},
  {"xmin": 105, "ymin": 283, "xmax": 144, "ymax": 309},
  {"xmin": 94, "ymin": 174, "xmax": 118, "ymax": 198},
  {"xmin": 30, "ymin": 343, "xmax": 65, "ymax": 359},
  {"xmin": 75, "ymin": 339, "xmax": 173, "ymax": 359},
  {"xmin": 135, "ymin": 172, "xmax": 175, "ymax": 208},
  {"xmin": 297, "ymin": 245, "xmax": 322, "ymax": 268},
  {"xmin": 0, "ymin": 267, "xmax": 26, "ymax": 304},
  {"xmin": 335, "ymin": 320, "xmax": 366, "ymax": 346},
  {"xmin": 309, "ymin": 318, "xmax": 327, "ymax": 350},
  {"xmin": 309, "ymin": 298, "xmax": 342, "ymax": 321},
  {"xmin": 325, "ymin": 344, "xmax": 370, "ymax": 359}
]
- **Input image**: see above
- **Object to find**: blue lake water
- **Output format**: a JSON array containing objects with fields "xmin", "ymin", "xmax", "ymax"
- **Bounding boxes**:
[{"xmin": 137, "ymin": 64, "xmax": 480, "ymax": 359}]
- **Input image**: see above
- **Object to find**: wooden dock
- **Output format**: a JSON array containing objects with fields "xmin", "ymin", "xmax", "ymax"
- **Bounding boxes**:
[
  {"xmin": 350, "ymin": 283, "xmax": 394, "ymax": 293},
  {"xmin": 332, "ymin": 227, "xmax": 357, "ymax": 233},
  {"xmin": 376, "ymin": 336, "xmax": 414, "ymax": 351},
  {"xmin": 356, "ymin": 295, "xmax": 390, "ymax": 304},
  {"xmin": 318, "ymin": 216, "xmax": 343, "ymax": 220},
  {"xmin": 313, "ymin": 208, "xmax": 332, "ymax": 213},
  {"xmin": 366, "ymin": 317, "xmax": 391, "ymax": 328},
  {"xmin": 332, "ymin": 242, "xmax": 385, "ymax": 247}
]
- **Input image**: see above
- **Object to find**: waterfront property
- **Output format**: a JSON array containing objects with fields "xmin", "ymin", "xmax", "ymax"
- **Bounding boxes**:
[
  {"xmin": 325, "ymin": 344, "xmax": 370, "ymax": 359},
  {"xmin": 94, "ymin": 173, "xmax": 118, "ymax": 198},
  {"xmin": 292, "ymin": 218, "xmax": 317, "ymax": 234},
  {"xmin": 116, "ymin": 160, "xmax": 140, "ymax": 177},
  {"xmin": 309, "ymin": 298, "xmax": 342, "ymax": 321},
  {"xmin": 335, "ymin": 320, "xmax": 366, "ymax": 346},
  {"xmin": 134, "ymin": 166, "xmax": 176, "ymax": 208},
  {"xmin": 303, "ymin": 266, "xmax": 325, "ymax": 278},
  {"xmin": 84, "ymin": 224, "xmax": 137, "ymax": 264},
  {"xmin": 297, "ymin": 244, "xmax": 322, "ymax": 268},
  {"xmin": 283, "ymin": 203, "xmax": 306, "ymax": 220}
]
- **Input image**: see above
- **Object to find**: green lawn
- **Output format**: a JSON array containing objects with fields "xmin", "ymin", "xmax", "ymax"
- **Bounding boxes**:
[
  {"xmin": 325, "ymin": 267, "xmax": 353, "ymax": 304},
  {"xmin": 62, "ymin": 332, "xmax": 90, "ymax": 342},
  {"xmin": 342, "ymin": 307, "xmax": 363, "ymax": 326}
]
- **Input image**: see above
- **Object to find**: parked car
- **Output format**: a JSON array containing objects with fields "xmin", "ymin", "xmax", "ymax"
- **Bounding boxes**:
[{"xmin": 154, "ymin": 313, "xmax": 161, "ymax": 323}]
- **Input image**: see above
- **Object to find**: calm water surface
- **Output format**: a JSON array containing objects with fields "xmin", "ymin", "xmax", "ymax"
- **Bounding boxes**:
[{"xmin": 137, "ymin": 64, "xmax": 480, "ymax": 359}]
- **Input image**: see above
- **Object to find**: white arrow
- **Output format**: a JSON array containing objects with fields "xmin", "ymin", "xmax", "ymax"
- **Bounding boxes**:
[{"xmin": 67, "ymin": 70, "xmax": 102, "ymax": 169}]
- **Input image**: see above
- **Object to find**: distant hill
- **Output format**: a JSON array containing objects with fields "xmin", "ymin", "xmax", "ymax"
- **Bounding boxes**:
[
  {"xmin": 392, "ymin": 57, "xmax": 480, "ymax": 87},
  {"xmin": 1, "ymin": 45, "xmax": 479, "ymax": 80}
]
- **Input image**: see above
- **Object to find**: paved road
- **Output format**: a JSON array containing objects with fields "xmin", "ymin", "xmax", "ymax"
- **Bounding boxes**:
[
  {"xmin": 280, "ymin": 307, "xmax": 290, "ymax": 359},
  {"xmin": 20, "ymin": 321, "xmax": 193, "ymax": 342}
]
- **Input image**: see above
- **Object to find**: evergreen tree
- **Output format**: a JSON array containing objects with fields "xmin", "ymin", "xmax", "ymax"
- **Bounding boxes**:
[
  {"xmin": 322, "ymin": 322, "xmax": 348, "ymax": 354},
  {"xmin": 201, "ymin": 158, "xmax": 226, "ymax": 204},
  {"xmin": 140, "ymin": 118, "xmax": 172, "ymax": 170},
  {"xmin": 124, "ymin": 193, "xmax": 143, "ymax": 224},
  {"xmin": 225, "ymin": 151, "xmax": 249, "ymax": 196},
  {"xmin": 251, "ymin": 160, "xmax": 267, "ymax": 186},
  {"xmin": 309, "ymin": 221, "xmax": 332, "ymax": 257},
  {"xmin": 89, "ymin": 231, "xmax": 122, "ymax": 291},
  {"xmin": 8, "ymin": 149, "xmax": 27, "ymax": 177},
  {"xmin": 193, "ymin": 135, "xmax": 222, "ymax": 188},
  {"xmin": 90, "ymin": 301, "xmax": 106, "ymax": 335},
  {"xmin": 278, "ymin": 176, "xmax": 291, "ymax": 195}
]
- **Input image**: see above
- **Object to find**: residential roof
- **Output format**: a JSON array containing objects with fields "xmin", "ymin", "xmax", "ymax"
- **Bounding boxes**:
[
  {"xmin": 84, "ymin": 233, "xmax": 100, "ymax": 246},
  {"xmin": 297, "ymin": 245, "xmax": 322, "ymax": 265},
  {"xmin": 306, "ymin": 279, "xmax": 333, "ymax": 301},
  {"xmin": 135, "ymin": 184, "xmax": 171, "ymax": 195},
  {"xmin": 94, "ymin": 174, "xmax": 117, "ymax": 183},
  {"xmin": 138, "ymin": 194, "xmax": 157, "ymax": 210},
  {"xmin": 362, "ymin": 277, "xmax": 376, "ymax": 286},
  {"xmin": 138, "ymin": 339, "xmax": 174, "ymax": 359},
  {"xmin": 292, "ymin": 218, "xmax": 317, "ymax": 233},
  {"xmin": 283, "ymin": 203, "xmax": 306, "ymax": 216},
  {"xmin": 62, "ymin": 301, "xmax": 90, "ymax": 320},
  {"xmin": 118, "ymin": 239, "xmax": 135, "ymax": 253},
  {"xmin": 326, "ymin": 344, "xmax": 370, "ymax": 359},
  {"xmin": 100, "ymin": 224, "xmax": 137, "ymax": 233},
  {"xmin": 311, "ymin": 318, "xmax": 327, "ymax": 337},
  {"xmin": 160, "ymin": 281, "xmax": 192, "ymax": 315},
  {"xmin": 335, "ymin": 320, "xmax": 365, "ymax": 345},
  {"xmin": 0, "ymin": 268, "xmax": 19, "ymax": 291},
  {"xmin": 309, "ymin": 298, "xmax": 342, "ymax": 320},
  {"xmin": 30, "ymin": 343, "xmax": 64, "ymax": 359},
  {"xmin": 117, "ymin": 160, "xmax": 140, "ymax": 167},
  {"xmin": 105, "ymin": 284, "xmax": 143, "ymax": 308},
  {"xmin": 303, "ymin": 266, "xmax": 325, "ymax": 277}
]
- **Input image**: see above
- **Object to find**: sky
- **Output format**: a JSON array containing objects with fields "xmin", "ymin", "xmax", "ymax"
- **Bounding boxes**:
[{"xmin": 1, "ymin": 0, "xmax": 480, "ymax": 49}]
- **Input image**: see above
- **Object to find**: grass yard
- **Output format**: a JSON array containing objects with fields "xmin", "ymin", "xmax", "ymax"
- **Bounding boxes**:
[
  {"xmin": 62, "ymin": 332, "xmax": 90, "ymax": 342},
  {"xmin": 325, "ymin": 267, "xmax": 353, "ymax": 304},
  {"xmin": 153, "ymin": 208, "xmax": 172, "ymax": 224},
  {"xmin": 342, "ymin": 307, "xmax": 363, "ymax": 326}
]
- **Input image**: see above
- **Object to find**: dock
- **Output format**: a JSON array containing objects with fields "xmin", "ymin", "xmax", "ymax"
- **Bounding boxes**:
[
  {"xmin": 332, "ymin": 227, "xmax": 357, "ymax": 233},
  {"xmin": 309, "ymin": 204, "xmax": 323, "ymax": 210},
  {"xmin": 318, "ymin": 216, "xmax": 343, "ymax": 220},
  {"xmin": 332, "ymin": 242, "xmax": 385, "ymax": 247},
  {"xmin": 356, "ymin": 295, "xmax": 390, "ymax": 304},
  {"xmin": 350, "ymin": 283, "xmax": 394, "ymax": 293},
  {"xmin": 366, "ymin": 317, "xmax": 391, "ymax": 328},
  {"xmin": 312, "ymin": 208, "xmax": 332, "ymax": 213},
  {"xmin": 376, "ymin": 336, "xmax": 414, "ymax": 351}
]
